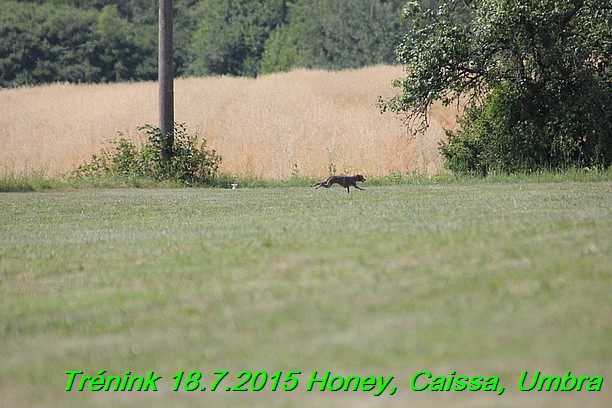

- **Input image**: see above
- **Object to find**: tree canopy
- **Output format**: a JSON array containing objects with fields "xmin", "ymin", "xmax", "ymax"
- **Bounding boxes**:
[
  {"xmin": 0, "ymin": 0, "xmax": 409, "ymax": 87},
  {"xmin": 259, "ymin": 0, "xmax": 408, "ymax": 74},
  {"xmin": 379, "ymin": 0, "xmax": 612, "ymax": 173}
]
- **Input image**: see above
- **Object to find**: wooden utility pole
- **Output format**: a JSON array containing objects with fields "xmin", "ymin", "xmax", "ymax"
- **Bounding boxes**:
[{"xmin": 159, "ymin": 0, "xmax": 174, "ymax": 161}]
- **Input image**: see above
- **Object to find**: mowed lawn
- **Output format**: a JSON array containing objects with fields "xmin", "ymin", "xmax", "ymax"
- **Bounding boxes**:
[{"xmin": 1, "ymin": 182, "xmax": 611, "ymax": 407}]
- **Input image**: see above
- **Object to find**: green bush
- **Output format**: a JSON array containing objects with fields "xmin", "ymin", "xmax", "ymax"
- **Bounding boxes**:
[
  {"xmin": 73, "ymin": 123, "xmax": 222, "ymax": 186},
  {"xmin": 440, "ymin": 80, "xmax": 612, "ymax": 175}
]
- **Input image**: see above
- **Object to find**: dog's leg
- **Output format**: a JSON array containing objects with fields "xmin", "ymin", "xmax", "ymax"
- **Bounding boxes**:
[
  {"xmin": 313, "ymin": 179, "xmax": 330, "ymax": 189},
  {"xmin": 354, "ymin": 185, "xmax": 365, "ymax": 191},
  {"xmin": 313, "ymin": 177, "xmax": 334, "ymax": 189}
]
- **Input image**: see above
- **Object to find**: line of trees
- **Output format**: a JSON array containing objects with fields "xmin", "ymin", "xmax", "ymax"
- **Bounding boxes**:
[{"xmin": 0, "ymin": 0, "xmax": 410, "ymax": 87}]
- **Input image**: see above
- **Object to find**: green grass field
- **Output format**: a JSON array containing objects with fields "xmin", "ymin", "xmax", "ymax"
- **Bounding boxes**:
[{"xmin": 1, "ymin": 181, "xmax": 611, "ymax": 407}]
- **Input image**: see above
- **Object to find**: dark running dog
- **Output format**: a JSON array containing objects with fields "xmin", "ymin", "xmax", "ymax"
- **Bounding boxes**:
[{"xmin": 312, "ymin": 175, "xmax": 366, "ymax": 193}]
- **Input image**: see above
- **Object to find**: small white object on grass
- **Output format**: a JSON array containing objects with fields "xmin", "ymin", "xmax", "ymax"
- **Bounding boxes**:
[{"xmin": 231, "ymin": 183, "xmax": 238, "ymax": 190}]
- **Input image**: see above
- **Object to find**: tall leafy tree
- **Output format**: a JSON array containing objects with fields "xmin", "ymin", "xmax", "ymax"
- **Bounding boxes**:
[
  {"xmin": 186, "ymin": 0, "xmax": 287, "ymax": 76},
  {"xmin": 379, "ymin": 0, "xmax": 612, "ymax": 173},
  {"xmin": 0, "ymin": 1, "xmax": 99, "ymax": 86},
  {"xmin": 0, "ymin": 1, "xmax": 159, "ymax": 86},
  {"xmin": 260, "ymin": 0, "xmax": 408, "ymax": 74}
]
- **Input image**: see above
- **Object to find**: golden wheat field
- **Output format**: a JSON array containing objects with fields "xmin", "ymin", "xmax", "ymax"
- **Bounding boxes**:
[{"xmin": 0, "ymin": 65, "xmax": 459, "ymax": 178}]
